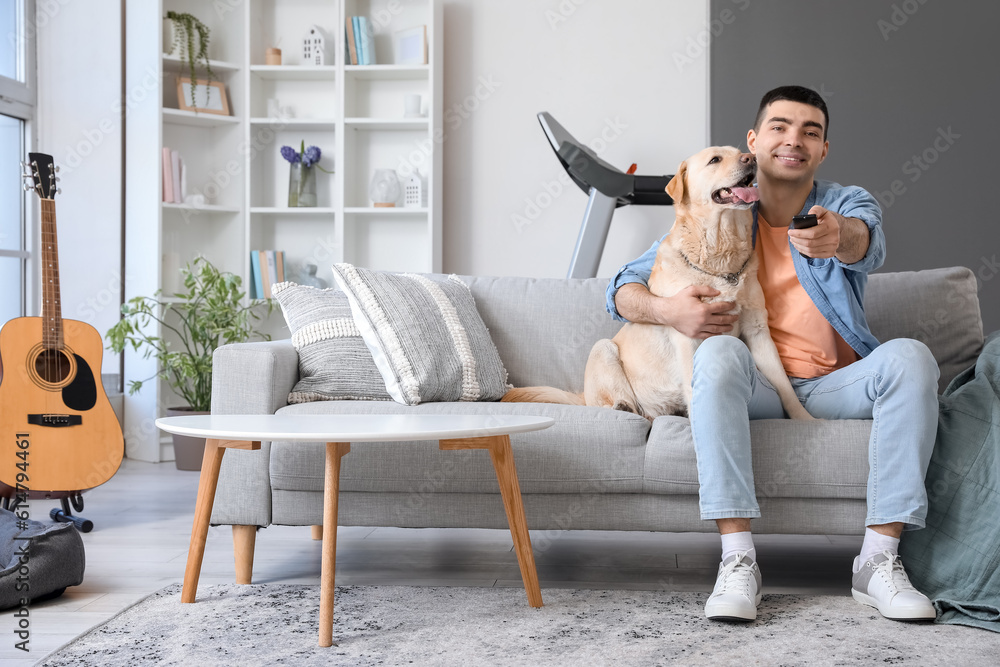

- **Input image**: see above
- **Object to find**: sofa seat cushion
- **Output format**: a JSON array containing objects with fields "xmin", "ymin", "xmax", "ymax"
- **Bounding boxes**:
[
  {"xmin": 643, "ymin": 416, "xmax": 873, "ymax": 500},
  {"xmin": 270, "ymin": 401, "xmax": 650, "ymax": 494}
]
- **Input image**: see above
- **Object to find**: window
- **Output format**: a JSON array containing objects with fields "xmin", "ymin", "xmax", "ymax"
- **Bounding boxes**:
[
  {"xmin": 0, "ymin": 0, "xmax": 35, "ymax": 322},
  {"xmin": 0, "ymin": 115, "xmax": 25, "ymax": 323}
]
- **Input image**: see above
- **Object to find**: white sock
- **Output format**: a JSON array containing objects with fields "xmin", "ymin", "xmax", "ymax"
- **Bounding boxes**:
[
  {"xmin": 721, "ymin": 531, "xmax": 756, "ymax": 563},
  {"xmin": 856, "ymin": 527, "xmax": 900, "ymax": 572}
]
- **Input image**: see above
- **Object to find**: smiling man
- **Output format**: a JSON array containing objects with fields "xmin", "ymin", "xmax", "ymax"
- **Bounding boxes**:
[{"xmin": 606, "ymin": 85, "xmax": 939, "ymax": 622}]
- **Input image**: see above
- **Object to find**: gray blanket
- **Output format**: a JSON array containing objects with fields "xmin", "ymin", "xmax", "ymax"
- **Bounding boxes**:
[{"xmin": 900, "ymin": 331, "xmax": 1000, "ymax": 632}]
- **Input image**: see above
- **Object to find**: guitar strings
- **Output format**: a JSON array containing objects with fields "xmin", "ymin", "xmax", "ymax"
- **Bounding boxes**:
[{"xmin": 37, "ymin": 161, "xmax": 53, "ymax": 383}]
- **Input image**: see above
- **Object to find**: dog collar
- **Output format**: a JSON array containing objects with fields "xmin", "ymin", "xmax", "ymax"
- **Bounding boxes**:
[{"xmin": 677, "ymin": 249, "xmax": 753, "ymax": 287}]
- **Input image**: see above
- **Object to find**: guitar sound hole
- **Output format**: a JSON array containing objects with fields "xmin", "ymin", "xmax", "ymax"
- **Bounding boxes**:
[{"xmin": 35, "ymin": 348, "xmax": 72, "ymax": 383}]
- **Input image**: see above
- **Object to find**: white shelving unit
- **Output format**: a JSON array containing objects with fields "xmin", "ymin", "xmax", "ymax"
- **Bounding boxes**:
[{"xmin": 124, "ymin": 0, "xmax": 442, "ymax": 462}]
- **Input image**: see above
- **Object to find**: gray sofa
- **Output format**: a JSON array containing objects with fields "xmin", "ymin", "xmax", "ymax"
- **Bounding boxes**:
[{"xmin": 209, "ymin": 267, "xmax": 983, "ymax": 542}]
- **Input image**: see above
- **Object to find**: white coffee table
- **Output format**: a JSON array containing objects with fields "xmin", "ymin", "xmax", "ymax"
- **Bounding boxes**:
[{"xmin": 156, "ymin": 413, "xmax": 555, "ymax": 647}]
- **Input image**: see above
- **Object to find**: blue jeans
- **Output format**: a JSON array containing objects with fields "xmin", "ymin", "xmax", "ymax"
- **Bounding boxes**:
[{"xmin": 689, "ymin": 336, "xmax": 939, "ymax": 530}]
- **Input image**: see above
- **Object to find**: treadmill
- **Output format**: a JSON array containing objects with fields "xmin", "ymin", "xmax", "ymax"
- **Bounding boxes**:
[{"xmin": 537, "ymin": 112, "xmax": 674, "ymax": 279}]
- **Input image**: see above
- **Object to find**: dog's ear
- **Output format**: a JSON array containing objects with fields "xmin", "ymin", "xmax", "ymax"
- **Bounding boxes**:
[{"xmin": 666, "ymin": 161, "xmax": 687, "ymax": 204}]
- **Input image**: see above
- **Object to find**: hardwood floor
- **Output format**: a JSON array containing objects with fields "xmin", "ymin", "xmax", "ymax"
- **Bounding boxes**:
[{"xmin": 0, "ymin": 458, "xmax": 862, "ymax": 665}]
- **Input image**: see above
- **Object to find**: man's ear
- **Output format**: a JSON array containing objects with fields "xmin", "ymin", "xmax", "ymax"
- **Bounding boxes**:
[{"xmin": 666, "ymin": 160, "xmax": 687, "ymax": 203}]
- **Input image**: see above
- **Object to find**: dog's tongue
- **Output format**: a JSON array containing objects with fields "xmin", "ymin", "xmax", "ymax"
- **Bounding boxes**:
[{"xmin": 731, "ymin": 186, "xmax": 759, "ymax": 203}]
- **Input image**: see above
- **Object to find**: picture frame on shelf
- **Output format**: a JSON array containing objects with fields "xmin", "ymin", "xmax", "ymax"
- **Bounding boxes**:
[
  {"xmin": 176, "ymin": 77, "xmax": 231, "ymax": 115},
  {"xmin": 393, "ymin": 25, "xmax": 427, "ymax": 65}
]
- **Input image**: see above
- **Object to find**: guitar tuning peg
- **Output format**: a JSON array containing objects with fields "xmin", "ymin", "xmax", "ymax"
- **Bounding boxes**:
[
  {"xmin": 54, "ymin": 165, "xmax": 60, "ymax": 173},
  {"xmin": 54, "ymin": 176, "xmax": 60, "ymax": 182},
  {"xmin": 56, "ymin": 188, "xmax": 62, "ymax": 194},
  {"xmin": 22, "ymin": 183, "xmax": 33, "ymax": 192}
]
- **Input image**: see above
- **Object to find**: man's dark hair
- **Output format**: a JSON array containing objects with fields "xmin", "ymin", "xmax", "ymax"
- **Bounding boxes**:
[{"xmin": 753, "ymin": 85, "xmax": 829, "ymax": 140}]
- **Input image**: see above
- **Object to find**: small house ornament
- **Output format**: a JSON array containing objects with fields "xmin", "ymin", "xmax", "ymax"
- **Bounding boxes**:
[
  {"xmin": 302, "ymin": 25, "xmax": 326, "ymax": 66},
  {"xmin": 404, "ymin": 174, "xmax": 423, "ymax": 208}
]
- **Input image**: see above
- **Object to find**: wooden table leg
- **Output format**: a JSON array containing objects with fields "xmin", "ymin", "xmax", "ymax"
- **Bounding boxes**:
[
  {"xmin": 319, "ymin": 442, "xmax": 351, "ymax": 648},
  {"xmin": 182, "ymin": 438, "xmax": 259, "ymax": 604},
  {"xmin": 182, "ymin": 439, "xmax": 226, "ymax": 603},
  {"xmin": 440, "ymin": 435, "xmax": 543, "ymax": 608}
]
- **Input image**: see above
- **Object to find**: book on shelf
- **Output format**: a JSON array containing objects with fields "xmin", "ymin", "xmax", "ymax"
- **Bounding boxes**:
[
  {"xmin": 250, "ymin": 251, "xmax": 263, "ymax": 299},
  {"xmin": 171, "ymin": 150, "xmax": 182, "ymax": 203},
  {"xmin": 358, "ymin": 17, "xmax": 375, "ymax": 65},
  {"xmin": 274, "ymin": 251, "xmax": 285, "ymax": 288},
  {"xmin": 250, "ymin": 250, "xmax": 286, "ymax": 299},
  {"xmin": 346, "ymin": 16, "xmax": 359, "ymax": 65},
  {"xmin": 162, "ymin": 148, "xmax": 186, "ymax": 204},
  {"xmin": 162, "ymin": 147, "xmax": 173, "ymax": 203},
  {"xmin": 345, "ymin": 16, "xmax": 376, "ymax": 65},
  {"xmin": 352, "ymin": 16, "xmax": 363, "ymax": 65},
  {"xmin": 264, "ymin": 251, "xmax": 278, "ymax": 298}
]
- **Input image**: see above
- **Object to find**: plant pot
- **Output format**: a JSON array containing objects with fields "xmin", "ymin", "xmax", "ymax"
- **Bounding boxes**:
[
  {"xmin": 166, "ymin": 407, "xmax": 210, "ymax": 470},
  {"xmin": 163, "ymin": 19, "xmax": 188, "ymax": 59}
]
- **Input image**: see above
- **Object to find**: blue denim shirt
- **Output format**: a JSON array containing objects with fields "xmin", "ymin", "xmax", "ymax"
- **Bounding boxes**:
[{"xmin": 605, "ymin": 179, "xmax": 886, "ymax": 357}]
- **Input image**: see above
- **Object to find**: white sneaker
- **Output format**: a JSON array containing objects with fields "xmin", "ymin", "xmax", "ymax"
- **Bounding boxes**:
[
  {"xmin": 705, "ymin": 551, "xmax": 762, "ymax": 621},
  {"xmin": 852, "ymin": 550, "xmax": 936, "ymax": 621}
]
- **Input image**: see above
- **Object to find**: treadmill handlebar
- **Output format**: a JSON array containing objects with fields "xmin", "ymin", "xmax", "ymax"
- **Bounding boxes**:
[
  {"xmin": 558, "ymin": 143, "xmax": 634, "ymax": 200},
  {"xmin": 538, "ymin": 111, "xmax": 673, "ymax": 206}
]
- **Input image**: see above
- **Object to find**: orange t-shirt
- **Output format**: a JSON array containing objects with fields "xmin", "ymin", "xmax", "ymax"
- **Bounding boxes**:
[{"xmin": 755, "ymin": 215, "xmax": 859, "ymax": 378}]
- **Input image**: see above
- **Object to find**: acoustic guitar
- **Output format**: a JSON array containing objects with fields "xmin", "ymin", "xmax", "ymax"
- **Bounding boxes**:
[{"xmin": 0, "ymin": 153, "xmax": 123, "ymax": 494}]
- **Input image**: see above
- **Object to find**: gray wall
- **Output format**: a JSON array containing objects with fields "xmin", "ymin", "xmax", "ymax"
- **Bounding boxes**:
[{"xmin": 710, "ymin": 0, "xmax": 999, "ymax": 334}]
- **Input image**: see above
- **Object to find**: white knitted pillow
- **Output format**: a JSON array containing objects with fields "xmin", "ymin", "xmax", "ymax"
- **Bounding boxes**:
[{"xmin": 330, "ymin": 264, "xmax": 510, "ymax": 406}]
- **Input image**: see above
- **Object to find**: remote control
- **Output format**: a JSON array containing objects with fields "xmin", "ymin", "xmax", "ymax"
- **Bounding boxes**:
[
  {"xmin": 790, "ymin": 214, "xmax": 818, "ymax": 259},
  {"xmin": 790, "ymin": 213, "xmax": 818, "ymax": 229}
]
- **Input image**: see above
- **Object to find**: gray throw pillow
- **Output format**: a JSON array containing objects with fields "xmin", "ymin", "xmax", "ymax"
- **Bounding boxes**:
[
  {"xmin": 271, "ymin": 282, "xmax": 392, "ymax": 403},
  {"xmin": 330, "ymin": 264, "xmax": 511, "ymax": 405}
]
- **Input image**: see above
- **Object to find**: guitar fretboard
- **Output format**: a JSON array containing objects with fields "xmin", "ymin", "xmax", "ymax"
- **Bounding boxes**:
[{"xmin": 39, "ymin": 198, "xmax": 62, "ymax": 350}]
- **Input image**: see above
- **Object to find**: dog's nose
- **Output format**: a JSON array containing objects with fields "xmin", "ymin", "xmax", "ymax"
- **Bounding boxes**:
[{"xmin": 740, "ymin": 153, "xmax": 756, "ymax": 165}]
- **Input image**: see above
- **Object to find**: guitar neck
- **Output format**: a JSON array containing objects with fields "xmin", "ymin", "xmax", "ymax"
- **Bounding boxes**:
[{"xmin": 40, "ymin": 198, "xmax": 63, "ymax": 349}]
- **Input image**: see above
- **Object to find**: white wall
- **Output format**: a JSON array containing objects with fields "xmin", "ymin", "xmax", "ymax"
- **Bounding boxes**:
[
  {"xmin": 36, "ymin": 0, "xmax": 122, "ymax": 375},
  {"xmin": 441, "ymin": 0, "xmax": 709, "ymax": 278}
]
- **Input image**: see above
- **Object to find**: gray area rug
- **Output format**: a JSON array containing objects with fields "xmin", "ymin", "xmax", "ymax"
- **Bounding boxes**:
[{"xmin": 39, "ymin": 584, "xmax": 1000, "ymax": 666}]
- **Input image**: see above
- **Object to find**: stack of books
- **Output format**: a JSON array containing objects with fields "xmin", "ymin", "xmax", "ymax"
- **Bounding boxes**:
[
  {"xmin": 250, "ymin": 250, "xmax": 286, "ymax": 299},
  {"xmin": 161, "ymin": 147, "xmax": 185, "ymax": 203},
  {"xmin": 345, "ymin": 16, "xmax": 376, "ymax": 65}
]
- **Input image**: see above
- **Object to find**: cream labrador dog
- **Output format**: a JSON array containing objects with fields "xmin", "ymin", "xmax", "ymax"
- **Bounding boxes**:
[{"xmin": 503, "ymin": 146, "xmax": 814, "ymax": 421}]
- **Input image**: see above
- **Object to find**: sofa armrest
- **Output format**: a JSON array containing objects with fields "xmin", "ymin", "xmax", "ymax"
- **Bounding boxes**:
[
  {"xmin": 211, "ymin": 339, "xmax": 299, "ymax": 415},
  {"xmin": 211, "ymin": 339, "xmax": 299, "ymax": 527}
]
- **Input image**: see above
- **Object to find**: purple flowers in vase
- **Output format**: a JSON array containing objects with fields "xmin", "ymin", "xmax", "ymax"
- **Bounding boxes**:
[
  {"xmin": 281, "ymin": 140, "xmax": 333, "ymax": 207},
  {"xmin": 303, "ymin": 145, "xmax": 322, "ymax": 168}
]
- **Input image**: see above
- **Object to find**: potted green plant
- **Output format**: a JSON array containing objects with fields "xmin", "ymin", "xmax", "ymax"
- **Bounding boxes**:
[
  {"xmin": 106, "ymin": 257, "xmax": 271, "ymax": 470},
  {"xmin": 164, "ymin": 10, "xmax": 215, "ymax": 110}
]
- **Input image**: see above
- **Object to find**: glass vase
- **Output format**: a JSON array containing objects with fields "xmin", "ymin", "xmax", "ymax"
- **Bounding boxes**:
[{"xmin": 288, "ymin": 162, "xmax": 317, "ymax": 207}]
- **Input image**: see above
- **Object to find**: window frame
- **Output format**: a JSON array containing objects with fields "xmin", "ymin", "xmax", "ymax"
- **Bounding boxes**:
[{"xmin": 0, "ymin": 0, "xmax": 36, "ymax": 319}]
